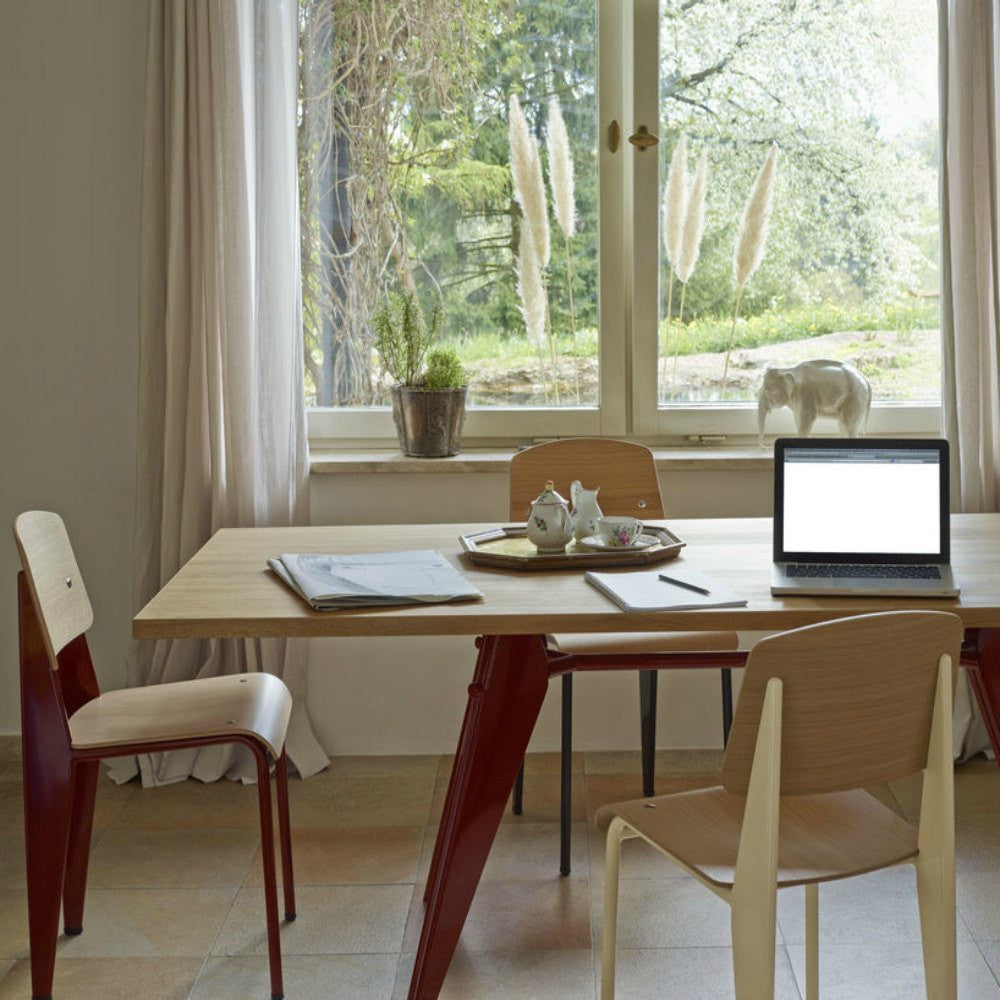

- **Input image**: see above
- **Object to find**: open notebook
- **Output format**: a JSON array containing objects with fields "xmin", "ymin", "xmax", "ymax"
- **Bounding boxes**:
[
  {"xmin": 269, "ymin": 550, "xmax": 482, "ymax": 610},
  {"xmin": 586, "ymin": 565, "xmax": 747, "ymax": 612}
]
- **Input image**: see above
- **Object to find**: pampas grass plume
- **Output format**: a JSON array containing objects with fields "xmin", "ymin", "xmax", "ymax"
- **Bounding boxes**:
[
  {"xmin": 676, "ymin": 151, "xmax": 708, "ymax": 283},
  {"xmin": 733, "ymin": 142, "xmax": 779, "ymax": 286},
  {"xmin": 662, "ymin": 134, "xmax": 688, "ymax": 269},
  {"xmin": 547, "ymin": 98, "xmax": 575, "ymax": 239},
  {"xmin": 508, "ymin": 94, "xmax": 550, "ymax": 269},
  {"xmin": 517, "ymin": 224, "xmax": 547, "ymax": 350}
]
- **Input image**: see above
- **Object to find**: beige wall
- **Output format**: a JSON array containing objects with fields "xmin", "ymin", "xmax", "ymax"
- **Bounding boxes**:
[
  {"xmin": 0, "ymin": 0, "xmax": 772, "ymax": 757},
  {"xmin": 0, "ymin": 1, "xmax": 148, "ymax": 730}
]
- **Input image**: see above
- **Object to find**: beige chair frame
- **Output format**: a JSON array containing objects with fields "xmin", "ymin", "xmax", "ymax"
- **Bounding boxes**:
[{"xmin": 600, "ymin": 611, "xmax": 960, "ymax": 1000}]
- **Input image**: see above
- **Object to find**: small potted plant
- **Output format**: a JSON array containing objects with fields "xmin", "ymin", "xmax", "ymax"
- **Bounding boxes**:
[{"xmin": 373, "ymin": 293, "xmax": 469, "ymax": 457}]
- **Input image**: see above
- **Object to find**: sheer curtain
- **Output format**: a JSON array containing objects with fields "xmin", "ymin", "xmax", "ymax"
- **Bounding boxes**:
[
  {"xmin": 117, "ymin": 0, "xmax": 328, "ymax": 784},
  {"xmin": 940, "ymin": 0, "xmax": 1000, "ymax": 758}
]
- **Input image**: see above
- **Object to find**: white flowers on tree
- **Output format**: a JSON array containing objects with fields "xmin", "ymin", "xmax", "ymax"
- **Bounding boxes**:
[
  {"xmin": 724, "ymin": 142, "xmax": 780, "ymax": 389},
  {"xmin": 661, "ymin": 135, "xmax": 689, "ymax": 382}
]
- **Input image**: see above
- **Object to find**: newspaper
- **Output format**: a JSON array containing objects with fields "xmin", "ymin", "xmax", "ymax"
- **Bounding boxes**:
[{"xmin": 268, "ymin": 549, "xmax": 482, "ymax": 611}]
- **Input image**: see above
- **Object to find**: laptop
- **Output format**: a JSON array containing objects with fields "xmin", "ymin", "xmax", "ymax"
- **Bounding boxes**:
[{"xmin": 771, "ymin": 437, "xmax": 959, "ymax": 598}]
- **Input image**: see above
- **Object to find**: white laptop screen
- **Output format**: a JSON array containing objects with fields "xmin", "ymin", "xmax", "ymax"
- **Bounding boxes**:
[{"xmin": 774, "ymin": 439, "xmax": 949, "ymax": 563}]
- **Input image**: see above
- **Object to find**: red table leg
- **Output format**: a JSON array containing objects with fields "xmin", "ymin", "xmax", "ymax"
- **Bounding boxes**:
[
  {"xmin": 965, "ymin": 628, "xmax": 1000, "ymax": 763},
  {"xmin": 409, "ymin": 633, "xmax": 552, "ymax": 1000}
]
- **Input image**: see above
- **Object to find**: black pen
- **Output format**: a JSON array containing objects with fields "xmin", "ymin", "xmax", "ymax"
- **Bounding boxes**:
[{"xmin": 658, "ymin": 573, "xmax": 710, "ymax": 596}]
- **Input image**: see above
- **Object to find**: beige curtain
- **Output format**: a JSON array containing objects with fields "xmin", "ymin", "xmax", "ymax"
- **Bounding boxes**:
[
  {"xmin": 117, "ymin": 0, "xmax": 328, "ymax": 784},
  {"xmin": 940, "ymin": 0, "xmax": 999, "ymax": 758}
]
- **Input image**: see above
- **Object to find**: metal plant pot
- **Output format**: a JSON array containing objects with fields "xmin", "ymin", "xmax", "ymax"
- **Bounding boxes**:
[{"xmin": 390, "ymin": 385, "xmax": 468, "ymax": 457}]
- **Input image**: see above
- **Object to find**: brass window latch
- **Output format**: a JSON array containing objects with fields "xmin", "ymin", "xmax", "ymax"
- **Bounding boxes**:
[{"xmin": 628, "ymin": 124, "xmax": 659, "ymax": 150}]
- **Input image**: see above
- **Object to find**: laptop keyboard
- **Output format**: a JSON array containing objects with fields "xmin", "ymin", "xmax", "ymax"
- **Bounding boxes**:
[{"xmin": 786, "ymin": 563, "xmax": 942, "ymax": 580}]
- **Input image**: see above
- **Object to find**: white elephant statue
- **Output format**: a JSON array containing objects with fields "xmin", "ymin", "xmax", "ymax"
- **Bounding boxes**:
[{"xmin": 757, "ymin": 359, "xmax": 871, "ymax": 447}]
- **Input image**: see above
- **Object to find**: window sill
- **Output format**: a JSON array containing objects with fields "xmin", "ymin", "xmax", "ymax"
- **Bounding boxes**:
[{"xmin": 308, "ymin": 446, "xmax": 775, "ymax": 476}]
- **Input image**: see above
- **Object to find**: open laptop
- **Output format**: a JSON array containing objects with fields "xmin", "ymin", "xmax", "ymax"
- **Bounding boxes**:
[{"xmin": 771, "ymin": 437, "xmax": 959, "ymax": 598}]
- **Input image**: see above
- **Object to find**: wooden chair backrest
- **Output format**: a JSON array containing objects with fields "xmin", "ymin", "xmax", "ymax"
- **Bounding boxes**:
[
  {"xmin": 13, "ymin": 511, "xmax": 94, "ymax": 668},
  {"xmin": 721, "ymin": 611, "xmax": 964, "ymax": 796},
  {"xmin": 508, "ymin": 438, "xmax": 664, "ymax": 521}
]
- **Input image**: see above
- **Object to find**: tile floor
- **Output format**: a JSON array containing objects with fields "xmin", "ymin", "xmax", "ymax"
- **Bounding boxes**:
[{"xmin": 1, "ymin": 750, "xmax": 1000, "ymax": 998}]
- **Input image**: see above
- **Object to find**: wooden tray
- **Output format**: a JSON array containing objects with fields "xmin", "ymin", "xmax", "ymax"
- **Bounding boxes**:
[{"xmin": 459, "ymin": 524, "xmax": 686, "ymax": 571}]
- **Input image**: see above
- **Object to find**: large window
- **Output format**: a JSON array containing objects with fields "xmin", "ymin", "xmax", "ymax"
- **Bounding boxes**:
[{"xmin": 300, "ymin": 0, "xmax": 939, "ymax": 444}]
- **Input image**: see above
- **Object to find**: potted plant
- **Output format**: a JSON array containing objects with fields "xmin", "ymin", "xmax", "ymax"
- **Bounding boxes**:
[{"xmin": 373, "ymin": 293, "xmax": 469, "ymax": 457}]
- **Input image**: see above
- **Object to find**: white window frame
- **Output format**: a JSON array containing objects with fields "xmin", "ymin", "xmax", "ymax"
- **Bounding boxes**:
[{"xmin": 307, "ymin": 0, "xmax": 942, "ymax": 448}]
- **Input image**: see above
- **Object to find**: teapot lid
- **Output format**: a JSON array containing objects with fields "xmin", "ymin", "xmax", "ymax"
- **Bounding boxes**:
[{"xmin": 534, "ymin": 480, "xmax": 568, "ymax": 505}]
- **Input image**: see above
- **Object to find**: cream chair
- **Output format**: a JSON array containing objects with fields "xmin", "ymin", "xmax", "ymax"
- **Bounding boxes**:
[
  {"xmin": 598, "ymin": 610, "xmax": 962, "ymax": 1000},
  {"xmin": 509, "ymin": 438, "xmax": 739, "ymax": 875},
  {"xmin": 14, "ymin": 511, "xmax": 296, "ymax": 1000}
]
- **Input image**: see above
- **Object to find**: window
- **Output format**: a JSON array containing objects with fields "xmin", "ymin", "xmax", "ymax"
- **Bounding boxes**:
[{"xmin": 300, "ymin": 0, "xmax": 940, "ymax": 445}]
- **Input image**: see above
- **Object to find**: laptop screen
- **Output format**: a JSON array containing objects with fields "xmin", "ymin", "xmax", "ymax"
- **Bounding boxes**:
[{"xmin": 773, "ymin": 438, "xmax": 950, "ymax": 564}]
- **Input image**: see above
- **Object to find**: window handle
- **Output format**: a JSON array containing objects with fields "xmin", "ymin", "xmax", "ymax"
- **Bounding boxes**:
[{"xmin": 628, "ymin": 125, "xmax": 659, "ymax": 151}]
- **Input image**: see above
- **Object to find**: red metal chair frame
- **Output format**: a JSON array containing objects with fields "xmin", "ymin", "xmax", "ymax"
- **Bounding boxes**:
[{"xmin": 17, "ymin": 572, "xmax": 295, "ymax": 1000}]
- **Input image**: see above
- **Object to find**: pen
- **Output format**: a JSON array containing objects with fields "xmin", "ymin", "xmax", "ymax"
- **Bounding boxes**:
[{"xmin": 658, "ymin": 573, "xmax": 710, "ymax": 596}]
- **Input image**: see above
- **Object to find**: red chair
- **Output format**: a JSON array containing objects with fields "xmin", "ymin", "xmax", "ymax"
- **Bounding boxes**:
[{"xmin": 14, "ymin": 511, "xmax": 295, "ymax": 1000}]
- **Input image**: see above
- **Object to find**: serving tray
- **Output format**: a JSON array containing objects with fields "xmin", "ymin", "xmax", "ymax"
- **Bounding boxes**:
[{"xmin": 459, "ymin": 524, "xmax": 686, "ymax": 571}]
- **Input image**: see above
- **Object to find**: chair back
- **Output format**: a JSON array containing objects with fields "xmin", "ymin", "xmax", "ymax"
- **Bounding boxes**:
[
  {"xmin": 509, "ymin": 438, "xmax": 664, "ymax": 520},
  {"xmin": 720, "ymin": 611, "xmax": 963, "ymax": 796},
  {"xmin": 13, "ymin": 511, "xmax": 94, "ymax": 669}
]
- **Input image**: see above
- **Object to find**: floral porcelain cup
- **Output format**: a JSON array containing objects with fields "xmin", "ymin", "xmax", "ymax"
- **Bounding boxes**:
[
  {"xmin": 597, "ymin": 515, "xmax": 643, "ymax": 548},
  {"xmin": 526, "ymin": 480, "xmax": 575, "ymax": 553}
]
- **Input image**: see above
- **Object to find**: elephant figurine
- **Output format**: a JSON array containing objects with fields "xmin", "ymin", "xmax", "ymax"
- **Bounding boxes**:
[{"xmin": 757, "ymin": 359, "xmax": 871, "ymax": 447}]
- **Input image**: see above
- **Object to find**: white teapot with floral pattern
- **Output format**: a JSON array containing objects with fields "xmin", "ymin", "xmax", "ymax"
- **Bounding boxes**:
[{"xmin": 526, "ymin": 480, "xmax": 575, "ymax": 553}]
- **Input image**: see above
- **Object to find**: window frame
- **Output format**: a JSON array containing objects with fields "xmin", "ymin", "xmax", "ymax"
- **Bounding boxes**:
[{"xmin": 305, "ymin": 0, "xmax": 943, "ymax": 447}]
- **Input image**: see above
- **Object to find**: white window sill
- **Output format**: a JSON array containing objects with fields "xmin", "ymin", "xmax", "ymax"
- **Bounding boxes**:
[{"xmin": 308, "ymin": 446, "xmax": 775, "ymax": 476}]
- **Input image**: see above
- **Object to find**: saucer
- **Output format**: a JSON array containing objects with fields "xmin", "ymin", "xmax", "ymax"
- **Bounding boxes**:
[{"xmin": 578, "ymin": 533, "xmax": 658, "ymax": 552}]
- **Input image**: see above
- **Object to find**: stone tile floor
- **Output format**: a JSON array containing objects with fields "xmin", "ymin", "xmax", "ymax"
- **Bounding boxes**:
[{"xmin": 1, "ymin": 750, "xmax": 999, "ymax": 998}]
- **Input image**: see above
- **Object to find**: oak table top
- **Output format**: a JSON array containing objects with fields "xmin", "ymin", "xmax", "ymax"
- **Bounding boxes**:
[{"xmin": 133, "ymin": 514, "xmax": 1000, "ymax": 639}]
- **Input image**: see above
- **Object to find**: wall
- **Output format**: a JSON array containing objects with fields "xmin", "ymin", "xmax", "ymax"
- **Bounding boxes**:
[
  {"xmin": 306, "ymin": 467, "xmax": 772, "ymax": 755},
  {"xmin": 0, "ymin": 0, "xmax": 149, "ymax": 729}
]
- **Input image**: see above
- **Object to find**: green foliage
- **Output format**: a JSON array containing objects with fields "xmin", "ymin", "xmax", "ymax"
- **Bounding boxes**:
[
  {"xmin": 373, "ymin": 294, "xmax": 442, "ymax": 386},
  {"xmin": 423, "ymin": 349, "xmax": 468, "ymax": 388}
]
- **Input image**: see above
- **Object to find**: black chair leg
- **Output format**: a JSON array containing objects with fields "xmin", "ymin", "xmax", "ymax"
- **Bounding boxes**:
[
  {"xmin": 639, "ymin": 669, "xmax": 658, "ymax": 797},
  {"xmin": 559, "ymin": 672, "xmax": 573, "ymax": 876},
  {"xmin": 512, "ymin": 760, "xmax": 524, "ymax": 815},
  {"xmin": 721, "ymin": 667, "xmax": 734, "ymax": 745}
]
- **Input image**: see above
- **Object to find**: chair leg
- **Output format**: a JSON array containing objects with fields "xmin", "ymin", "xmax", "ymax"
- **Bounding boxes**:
[
  {"xmin": 24, "ymin": 761, "xmax": 73, "ymax": 1000},
  {"xmin": 512, "ymin": 761, "xmax": 524, "ymax": 815},
  {"xmin": 731, "ymin": 892, "xmax": 778, "ymax": 1000},
  {"xmin": 721, "ymin": 668, "xmax": 734, "ymax": 745},
  {"xmin": 805, "ymin": 883, "xmax": 819, "ymax": 1000},
  {"xmin": 253, "ymin": 748, "xmax": 284, "ymax": 1000},
  {"xmin": 601, "ymin": 816, "xmax": 629, "ymax": 1000},
  {"xmin": 639, "ymin": 669, "xmax": 657, "ymax": 797},
  {"xmin": 915, "ymin": 856, "xmax": 957, "ymax": 1000},
  {"xmin": 274, "ymin": 750, "xmax": 296, "ymax": 921},
  {"xmin": 560, "ymin": 672, "xmax": 573, "ymax": 877},
  {"xmin": 62, "ymin": 760, "xmax": 100, "ymax": 934}
]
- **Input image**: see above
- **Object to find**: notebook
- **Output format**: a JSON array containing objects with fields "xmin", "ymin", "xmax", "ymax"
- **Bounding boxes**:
[
  {"xmin": 585, "ymin": 565, "xmax": 747, "ymax": 612},
  {"xmin": 771, "ymin": 437, "xmax": 959, "ymax": 598}
]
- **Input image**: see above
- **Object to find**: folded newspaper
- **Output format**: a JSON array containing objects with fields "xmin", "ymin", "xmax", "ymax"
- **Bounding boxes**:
[{"xmin": 268, "ymin": 550, "xmax": 483, "ymax": 611}]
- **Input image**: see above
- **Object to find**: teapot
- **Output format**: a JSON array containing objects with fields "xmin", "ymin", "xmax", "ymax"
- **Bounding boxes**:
[
  {"xmin": 570, "ymin": 479, "xmax": 603, "ymax": 541},
  {"xmin": 526, "ymin": 480, "xmax": 575, "ymax": 553}
]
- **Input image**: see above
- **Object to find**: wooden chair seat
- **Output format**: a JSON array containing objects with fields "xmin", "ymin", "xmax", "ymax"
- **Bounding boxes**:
[
  {"xmin": 596, "ymin": 785, "xmax": 918, "ymax": 889},
  {"xmin": 68, "ymin": 673, "xmax": 292, "ymax": 757},
  {"xmin": 550, "ymin": 630, "xmax": 739, "ymax": 656}
]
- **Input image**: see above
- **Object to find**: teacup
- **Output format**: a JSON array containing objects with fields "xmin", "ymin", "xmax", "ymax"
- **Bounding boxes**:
[{"xmin": 597, "ymin": 516, "xmax": 643, "ymax": 548}]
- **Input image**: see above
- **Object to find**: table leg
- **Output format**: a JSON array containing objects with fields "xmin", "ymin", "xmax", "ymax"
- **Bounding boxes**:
[
  {"xmin": 964, "ymin": 628, "xmax": 1000, "ymax": 762},
  {"xmin": 410, "ymin": 633, "xmax": 552, "ymax": 1000}
]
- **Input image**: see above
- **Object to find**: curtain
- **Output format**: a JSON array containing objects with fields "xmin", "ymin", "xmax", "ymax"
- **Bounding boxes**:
[
  {"xmin": 115, "ymin": 0, "xmax": 329, "ymax": 784},
  {"xmin": 940, "ymin": 0, "xmax": 999, "ymax": 758}
]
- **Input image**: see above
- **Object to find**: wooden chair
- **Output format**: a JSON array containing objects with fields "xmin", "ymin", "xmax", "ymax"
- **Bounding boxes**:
[
  {"xmin": 13, "ymin": 511, "xmax": 296, "ymax": 1000},
  {"xmin": 598, "ymin": 610, "xmax": 963, "ymax": 1000},
  {"xmin": 509, "ymin": 438, "xmax": 739, "ymax": 875}
]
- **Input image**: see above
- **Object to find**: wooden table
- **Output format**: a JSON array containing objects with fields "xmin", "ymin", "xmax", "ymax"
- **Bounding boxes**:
[{"xmin": 134, "ymin": 515, "xmax": 1000, "ymax": 999}]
